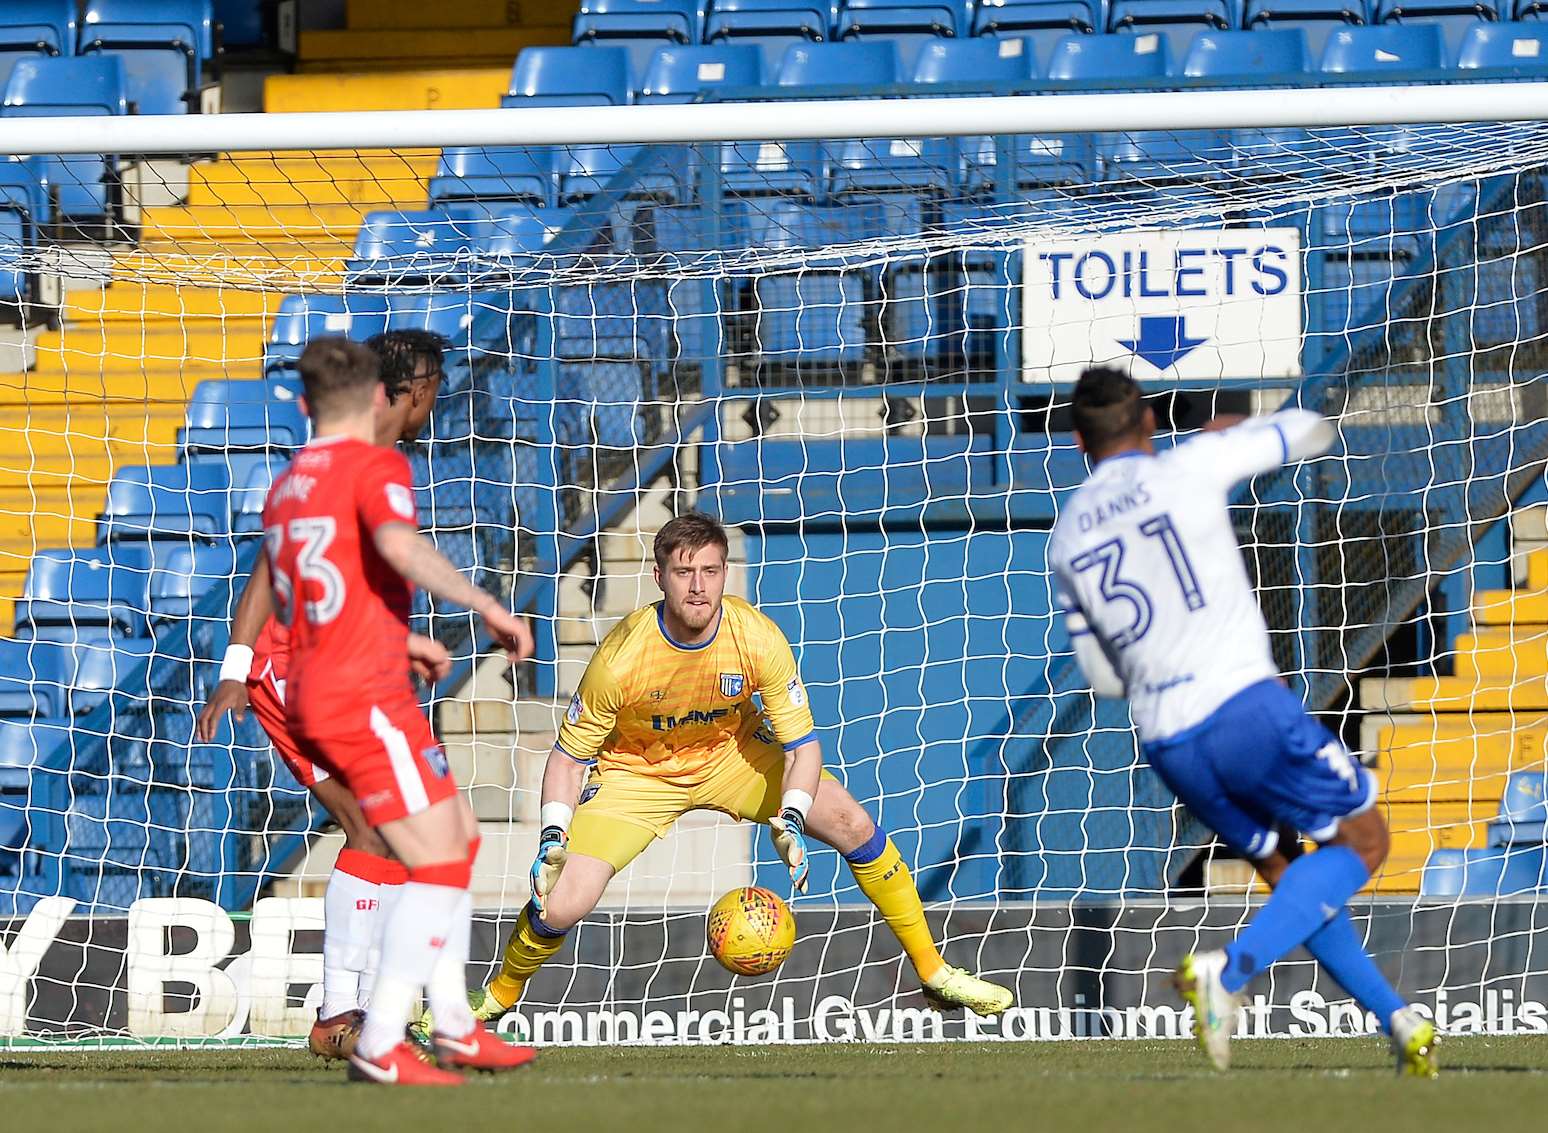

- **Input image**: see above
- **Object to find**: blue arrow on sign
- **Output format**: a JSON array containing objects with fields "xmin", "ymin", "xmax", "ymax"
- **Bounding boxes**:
[{"xmin": 1117, "ymin": 316, "xmax": 1208, "ymax": 372}]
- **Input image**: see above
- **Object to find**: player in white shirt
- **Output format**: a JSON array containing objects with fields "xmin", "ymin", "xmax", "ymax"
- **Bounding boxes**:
[{"xmin": 1049, "ymin": 367, "xmax": 1437, "ymax": 1079}]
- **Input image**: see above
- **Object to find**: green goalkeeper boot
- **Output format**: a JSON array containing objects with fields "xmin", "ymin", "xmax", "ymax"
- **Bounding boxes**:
[{"xmin": 921, "ymin": 965, "xmax": 1014, "ymax": 1016}]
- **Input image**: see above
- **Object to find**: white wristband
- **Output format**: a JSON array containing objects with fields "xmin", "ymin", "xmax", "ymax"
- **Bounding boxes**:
[
  {"xmin": 218, "ymin": 644, "xmax": 254, "ymax": 684},
  {"xmin": 781, "ymin": 789, "xmax": 813, "ymax": 822},
  {"xmin": 540, "ymin": 802, "xmax": 574, "ymax": 833}
]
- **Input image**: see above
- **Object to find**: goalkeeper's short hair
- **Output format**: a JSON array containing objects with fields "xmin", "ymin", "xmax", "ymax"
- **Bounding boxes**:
[{"xmin": 368, "ymin": 329, "xmax": 452, "ymax": 403}]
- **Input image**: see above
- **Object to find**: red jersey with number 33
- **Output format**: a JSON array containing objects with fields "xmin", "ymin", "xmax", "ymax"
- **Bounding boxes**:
[{"xmin": 261, "ymin": 435, "xmax": 419, "ymax": 711}]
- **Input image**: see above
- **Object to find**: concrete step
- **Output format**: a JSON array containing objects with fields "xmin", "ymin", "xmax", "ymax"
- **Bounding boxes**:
[{"xmin": 1361, "ymin": 674, "xmax": 1548, "ymax": 713}]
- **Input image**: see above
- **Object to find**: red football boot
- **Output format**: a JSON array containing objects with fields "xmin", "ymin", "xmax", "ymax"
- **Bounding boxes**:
[
  {"xmin": 308, "ymin": 1009, "xmax": 364, "ymax": 1061},
  {"xmin": 432, "ymin": 1021, "xmax": 538, "ymax": 1072},
  {"xmin": 347, "ymin": 1041, "xmax": 465, "ymax": 1086}
]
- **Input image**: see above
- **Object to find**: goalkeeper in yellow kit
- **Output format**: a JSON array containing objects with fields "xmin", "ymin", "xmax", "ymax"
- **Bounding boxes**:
[{"xmin": 464, "ymin": 512, "xmax": 1013, "ymax": 1022}]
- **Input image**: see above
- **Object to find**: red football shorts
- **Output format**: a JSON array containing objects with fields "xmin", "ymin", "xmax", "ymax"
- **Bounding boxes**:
[
  {"xmin": 247, "ymin": 663, "xmax": 330, "ymax": 789},
  {"xmin": 289, "ymin": 688, "xmax": 457, "ymax": 826}
]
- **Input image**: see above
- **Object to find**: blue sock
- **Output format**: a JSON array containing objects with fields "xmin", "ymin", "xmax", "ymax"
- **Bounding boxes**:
[
  {"xmin": 1303, "ymin": 910, "xmax": 1406, "ymax": 1034},
  {"xmin": 1221, "ymin": 845, "xmax": 1370, "ymax": 994}
]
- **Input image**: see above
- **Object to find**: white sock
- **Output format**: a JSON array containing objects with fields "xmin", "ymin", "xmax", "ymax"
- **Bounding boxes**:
[
  {"xmin": 427, "ymin": 889, "xmax": 475, "ymax": 1038},
  {"xmin": 358, "ymin": 877, "xmax": 404, "ymax": 1010},
  {"xmin": 319, "ymin": 863, "xmax": 381, "ymax": 1019},
  {"xmin": 354, "ymin": 880, "xmax": 463, "ymax": 1061}
]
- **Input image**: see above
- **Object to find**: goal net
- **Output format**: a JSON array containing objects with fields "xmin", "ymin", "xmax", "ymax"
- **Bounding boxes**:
[{"xmin": 2, "ymin": 89, "xmax": 1548, "ymax": 1045}]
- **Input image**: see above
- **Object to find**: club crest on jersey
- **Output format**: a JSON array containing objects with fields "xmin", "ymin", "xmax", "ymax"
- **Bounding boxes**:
[
  {"xmin": 720, "ymin": 672, "xmax": 745, "ymax": 699},
  {"xmin": 387, "ymin": 482, "xmax": 417, "ymax": 521},
  {"xmin": 786, "ymin": 677, "xmax": 807, "ymax": 708},
  {"xmin": 566, "ymin": 693, "xmax": 584, "ymax": 725},
  {"xmin": 422, "ymin": 745, "xmax": 450, "ymax": 779}
]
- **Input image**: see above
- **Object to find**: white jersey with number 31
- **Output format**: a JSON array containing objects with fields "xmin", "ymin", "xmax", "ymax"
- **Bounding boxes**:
[{"xmin": 1048, "ymin": 412, "xmax": 1327, "ymax": 743}]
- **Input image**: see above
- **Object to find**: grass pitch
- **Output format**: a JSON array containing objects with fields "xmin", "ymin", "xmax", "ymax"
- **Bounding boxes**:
[{"xmin": 3, "ymin": 1037, "xmax": 1547, "ymax": 1132}]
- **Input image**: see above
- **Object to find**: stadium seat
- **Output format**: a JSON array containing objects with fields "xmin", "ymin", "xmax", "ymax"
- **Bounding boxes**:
[
  {"xmin": 1319, "ymin": 23, "xmax": 1447, "ymax": 72},
  {"xmin": 69, "ymin": 636, "xmax": 153, "ymax": 713},
  {"xmin": 1244, "ymin": 0, "xmax": 1368, "ymax": 57},
  {"xmin": 837, "ymin": 2, "xmax": 966, "ymax": 71},
  {"xmin": 777, "ymin": 39, "xmax": 901, "ymax": 87},
  {"xmin": 720, "ymin": 140, "xmax": 827, "ymax": 196},
  {"xmin": 1, "ymin": 55, "xmax": 127, "ymax": 228},
  {"xmin": 1489, "ymin": 771, "xmax": 1548, "ymax": 845},
  {"xmin": 180, "ymin": 384, "xmax": 308, "ymax": 453},
  {"xmin": 505, "ymin": 45, "xmax": 633, "ymax": 106},
  {"xmin": 231, "ymin": 456, "xmax": 286, "ymax": 534},
  {"xmin": 1109, "ymin": 0, "xmax": 1234, "ymax": 64},
  {"xmin": 911, "ymin": 36, "xmax": 1039, "ymax": 83},
  {"xmin": 1373, "ymin": 0, "xmax": 1497, "ymax": 56},
  {"xmin": 468, "ymin": 205, "xmax": 572, "ymax": 259},
  {"xmin": 745, "ymin": 202, "xmax": 869, "ymax": 368},
  {"xmin": 1454, "ymin": 21, "xmax": 1548, "ymax": 70},
  {"xmin": 556, "ymin": 143, "xmax": 691, "ymax": 202},
  {"xmin": 385, "ymin": 291, "xmax": 501, "ymax": 344},
  {"xmin": 428, "ymin": 146, "xmax": 554, "ymax": 211},
  {"xmin": 1421, "ymin": 845, "xmax": 1546, "ymax": 896},
  {"xmin": 573, "ymin": 0, "xmax": 700, "ymax": 87},
  {"xmin": 639, "ymin": 45, "xmax": 765, "ymax": 102},
  {"xmin": 1097, "ymin": 128, "xmax": 1232, "ymax": 183},
  {"xmin": 705, "ymin": 1, "xmax": 835, "ymax": 78},
  {"xmin": 0, "ymin": 637, "xmax": 75, "ymax": 716},
  {"xmin": 971, "ymin": 0, "xmax": 1102, "ymax": 62},
  {"xmin": 960, "ymin": 131, "xmax": 1095, "ymax": 190},
  {"xmin": 146, "ymin": 543, "xmax": 239, "ymax": 622},
  {"xmin": 264, "ymin": 293, "xmax": 391, "ymax": 377},
  {"xmin": 214, "ymin": 0, "xmax": 264, "ymax": 47},
  {"xmin": 13, "ymin": 545, "xmax": 153, "ymax": 641},
  {"xmin": 828, "ymin": 136, "xmax": 960, "ymax": 196},
  {"xmin": 1044, "ymin": 30, "xmax": 1176, "ymax": 81},
  {"xmin": 0, "ymin": 1, "xmax": 76, "ymax": 92},
  {"xmin": 1184, "ymin": 27, "xmax": 1311, "ymax": 74},
  {"xmin": 0, "ymin": 715, "xmax": 69, "ymax": 789},
  {"xmin": 97, "ymin": 462, "xmax": 232, "ymax": 542},
  {"xmin": 78, "ymin": 0, "xmax": 215, "ymax": 115},
  {"xmin": 347, "ymin": 208, "xmax": 485, "ymax": 283}
]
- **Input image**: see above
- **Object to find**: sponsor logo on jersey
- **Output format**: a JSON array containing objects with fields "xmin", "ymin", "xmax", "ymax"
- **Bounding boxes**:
[
  {"xmin": 720, "ymin": 672, "xmax": 745, "ymax": 698},
  {"xmin": 786, "ymin": 677, "xmax": 807, "ymax": 708},
  {"xmin": 652, "ymin": 708, "xmax": 733, "ymax": 731},
  {"xmin": 422, "ymin": 745, "xmax": 450, "ymax": 778},
  {"xmin": 566, "ymin": 694, "xmax": 583, "ymax": 725},
  {"xmin": 387, "ymin": 482, "xmax": 417, "ymax": 521}
]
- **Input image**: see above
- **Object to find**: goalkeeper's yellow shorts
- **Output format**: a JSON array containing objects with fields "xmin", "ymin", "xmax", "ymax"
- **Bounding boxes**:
[{"xmin": 567, "ymin": 734, "xmax": 837, "ymax": 873}]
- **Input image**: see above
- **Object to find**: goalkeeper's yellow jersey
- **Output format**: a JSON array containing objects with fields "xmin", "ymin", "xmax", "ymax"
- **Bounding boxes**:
[{"xmin": 555, "ymin": 595, "xmax": 817, "ymax": 785}]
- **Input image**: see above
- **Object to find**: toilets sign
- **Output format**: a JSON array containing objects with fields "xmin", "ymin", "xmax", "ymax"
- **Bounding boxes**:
[{"xmin": 1021, "ymin": 228, "xmax": 1303, "ymax": 383}]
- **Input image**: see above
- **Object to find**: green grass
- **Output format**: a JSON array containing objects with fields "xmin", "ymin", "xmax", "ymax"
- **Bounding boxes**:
[{"xmin": 3, "ymin": 1038, "xmax": 1547, "ymax": 1132}]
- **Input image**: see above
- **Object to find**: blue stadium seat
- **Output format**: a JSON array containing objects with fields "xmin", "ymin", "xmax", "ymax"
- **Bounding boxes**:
[
  {"xmin": 69, "ymin": 636, "xmax": 153, "ymax": 713},
  {"xmin": 1, "ymin": 56, "xmax": 127, "ymax": 227},
  {"xmin": 505, "ymin": 45, "xmax": 632, "ymax": 106},
  {"xmin": 828, "ymin": 137, "xmax": 959, "ymax": 195},
  {"xmin": 1454, "ymin": 20, "xmax": 1548, "ymax": 69},
  {"xmin": 556, "ymin": 143, "xmax": 690, "ymax": 202},
  {"xmin": 468, "ymin": 205, "xmax": 573, "ymax": 259},
  {"xmin": 1097, "ymin": 128, "xmax": 1232, "ymax": 183},
  {"xmin": 231, "ymin": 455, "xmax": 286, "ymax": 534},
  {"xmin": 720, "ymin": 140, "xmax": 826, "ymax": 196},
  {"xmin": 428, "ymin": 146, "xmax": 554, "ymax": 211},
  {"xmin": 572, "ymin": 0, "xmax": 699, "ymax": 87},
  {"xmin": 1045, "ymin": 29, "xmax": 1176, "ymax": 80},
  {"xmin": 1109, "ymin": 0, "xmax": 1234, "ymax": 64},
  {"xmin": 836, "ymin": 2, "xmax": 965, "ymax": 71},
  {"xmin": 777, "ymin": 40, "xmax": 901, "ymax": 87},
  {"xmin": 971, "ymin": 0, "xmax": 1101, "ymax": 62},
  {"xmin": 1489, "ymin": 771, "xmax": 1548, "ymax": 846},
  {"xmin": 1373, "ymin": 0, "xmax": 1497, "ymax": 56},
  {"xmin": 0, "ymin": 1, "xmax": 76, "ymax": 92},
  {"xmin": 1319, "ymin": 23, "xmax": 1446, "ymax": 71},
  {"xmin": 214, "ymin": 0, "xmax": 264, "ymax": 47},
  {"xmin": 705, "ymin": 1, "xmax": 835, "ymax": 78},
  {"xmin": 961, "ymin": 131, "xmax": 1095, "ymax": 190},
  {"xmin": 746, "ymin": 202, "xmax": 869, "ymax": 368},
  {"xmin": 97, "ymin": 462, "xmax": 232, "ymax": 542},
  {"xmin": 0, "ymin": 715, "xmax": 69, "ymax": 789},
  {"xmin": 181, "ymin": 383, "xmax": 307, "ymax": 453},
  {"xmin": 1184, "ymin": 27, "xmax": 1311, "ymax": 73},
  {"xmin": 911, "ymin": 35, "xmax": 1039, "ymax": 82},
  {"xmin": 385, "ymin": 291, "xmax": 499, "ymax": 344},
  {"xmin": 0, "ymin": 637, "xmax": 75, "ymax": 716},
  {"xmin": 147, "ymin": 543, "xmax": 238, "ymax": 622},
  {"xmin": 1421, "ymin": 845, "xmax": 1546, "ymax": 896},
  {"xmin": 347, "ymin": 208, "xmax": 484, "ymax": 283},
  {"xmin": 639, "ymin": 44, "xmax": 765, "ymax": 101},
  {"xmin": 1244, "ymin": 0, "xmax": 1367, "ymax": 56},
  {"xmin": 78, "ymin": 0, "xmax": 214, "ymax": 115},
  {"xmin": 13, "ymin": 545, "xmax": 153, "ymax": 640},
  {"xmin": 264, "ymin": 293, "xmax": 391, "ymax": 376}
]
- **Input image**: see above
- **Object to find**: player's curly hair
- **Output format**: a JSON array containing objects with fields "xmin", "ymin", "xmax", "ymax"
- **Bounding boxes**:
[
  {"xmin": 1071, "ymin": 366, "xmax": 1148, "ymax": 454},
  {"xmin": 654, "ymin": 512, "xmax": 730, "ymax": 569},
  {"xmin": 367, "ymin": 329, "xmax": 452, "ymax": 403}
]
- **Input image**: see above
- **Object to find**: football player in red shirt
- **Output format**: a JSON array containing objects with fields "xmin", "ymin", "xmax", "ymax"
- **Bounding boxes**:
[
  {"xmin": 196, "ymin": 331, "xmax": 466, "ymax": 1061},
  {"xmin": 263, "ymin": 337, "xmax": 532, "ymax": 1086}
]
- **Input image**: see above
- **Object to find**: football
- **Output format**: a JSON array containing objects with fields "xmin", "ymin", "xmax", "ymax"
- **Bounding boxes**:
[{"xmin": 706, "ymin": 886, "xmax": 797, "ymax": 976}]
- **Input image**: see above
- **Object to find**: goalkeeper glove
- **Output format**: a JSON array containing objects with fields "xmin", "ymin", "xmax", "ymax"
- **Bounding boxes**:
[
  {"xmin": 768, "ymin": 808, "xmax": 810, "ymax": 895},
  {"xmin": 529, "ymin": 825, "xmax": 569, "ymax": 917}
]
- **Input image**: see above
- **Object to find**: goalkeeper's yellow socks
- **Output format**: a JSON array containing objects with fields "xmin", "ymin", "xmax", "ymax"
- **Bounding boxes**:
[
  {"xmin": 486, "ymin": 903, "xmax": 568, "ymax": 1010},
  {"xmin": 845, "ymin": 829, "xmax": 945, "ymax": 984}
]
